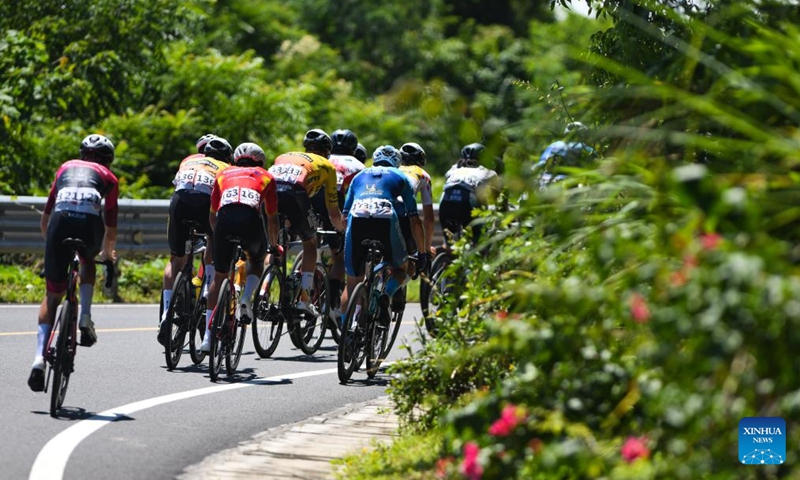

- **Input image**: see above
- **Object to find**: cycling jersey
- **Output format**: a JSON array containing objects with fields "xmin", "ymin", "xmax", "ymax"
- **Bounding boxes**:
[
  {"xmin": 173, "ymin": 154, "xmax": 230, "ymax": 195},
  {"xmin": 441, "ymin": 165, "xmax": 500, "ymax": 207},
  {"xmin": 343, "ymin": 167, "xmax": 419, "ymax": 220},
  {"xmin": 44, "ymin": 159, "xmax": 119, "ymax": 226},
  {"xmin": 536, "ymin": 141, "xmax": 596, "ymax": 188},
  {"xmin": 328, "ymin": 153, "xmax": 365, "ymax": 195},
  {"xmin": 397, "ymin": 165, "xmax": 433, "ymax": 217},
  {"xmin": 268, "ymin": 152, "xmax": 338, "ymax": 207},
  {"xmin": 210, "ymin": 166, "xmax": 278, "ymax": 216}
]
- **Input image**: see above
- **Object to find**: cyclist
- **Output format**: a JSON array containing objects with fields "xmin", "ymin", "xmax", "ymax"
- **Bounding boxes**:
[
  {"xmin": 439, "ymin": 142, "xmax": 502, "ymax": 245},
  {"xmin": 535, "ymin": 121, "xmax": 596, "ymax": 189},
  {"xmin": 201, "ymin": 142, "xmax": 280, "ymax": 352},
  {"xmin": 158, "ymin": 135, "xmax": 231, "ymax": 345},
  {"xmin": 28, "ymin": 134, "xmax": 119, "ymax": 392},
  {"xmin": 398, "ymin": 142, "xmax": 435, "ymax": 278},
  {"xmin": 268, "ymin": 129, "xmax": 345, "ymax": 315},
  {"xmin": 342, "ymin": 145, "xmax": 427, "ymax": 325},
  {"xmin": 311, "ymin": 128, "xmax": 365, "ymax": 319},
  {"xmin": 354, "ymin": 143, "xmax": 368, "ymax": 164}
]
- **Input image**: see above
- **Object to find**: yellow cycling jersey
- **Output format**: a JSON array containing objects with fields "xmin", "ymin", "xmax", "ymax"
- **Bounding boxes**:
[
  {"xmin": 173, "ymin": 154, "xmax": 230, "ymax": 196},
  {"xmin": 268, "ymin": 151, "xmax": 338, "ymax": 207},
  {"xmin": 400, "ymin": 165, "xmax": 434, "ymax": 206}
]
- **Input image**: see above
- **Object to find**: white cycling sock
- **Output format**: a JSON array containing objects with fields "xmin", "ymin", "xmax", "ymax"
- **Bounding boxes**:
[
  {"xmin": 36, "ymin": 323, "xmax": 51, "ymax": 359},
  {"xmin": 162, "ymin": 290, "xmax": 173, "ymax": 317},
  {"xmin": 202, "ymin": 264, "xmax": 215, "ymax": 298},
  {"xmin": 79, "ymin": 283, "xmax": 94, "ymax": 317},
  {"xmin": 206, "ymin": 308, "xmax": 213, "ymax": 329},
  {"xmin": 242, "ymin": 275, "xmax": 259, "ymax": 306},
  {"xmin": 301, "ymin": 272, "xmax": 314, "ymax": 291}
]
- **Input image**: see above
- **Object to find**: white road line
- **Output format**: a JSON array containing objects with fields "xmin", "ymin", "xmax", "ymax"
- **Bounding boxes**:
[
  {"xmin": 29, "ymin": 367, "xmax": 340, "ymax": 480},
  {"xmin": 0, "ymin": 304, "xmax": 158, "ymax": 309}
]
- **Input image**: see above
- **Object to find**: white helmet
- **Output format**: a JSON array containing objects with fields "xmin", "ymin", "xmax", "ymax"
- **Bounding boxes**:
[{"xmin": 233, "ymin": 142, "xmax": 266, "ymax": 167}]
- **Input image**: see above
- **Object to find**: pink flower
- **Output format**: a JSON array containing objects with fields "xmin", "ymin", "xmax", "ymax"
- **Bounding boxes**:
[
  {"xmin": 621, "ymin": 436, "xmax": 650, "ymax": 463},
  {"xmin": 628, "ymin": 293, "xmax": 650, "ymax": 323},
  {"xmin": 700, "ymin": 232, "xmax": 722, "ymax": 250},
  {"xmin": 488, "ymin": 404, "xmax": 526, "ymax": 437},
  {"xmin": 460, "ymin": 442, "xmax": 483, "ymax": 480}
]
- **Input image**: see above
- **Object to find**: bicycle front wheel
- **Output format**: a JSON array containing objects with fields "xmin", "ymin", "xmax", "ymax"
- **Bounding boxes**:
[
  {"xmin": 291, "ymin": 263, "xmax": 329, "ymax": 355},
  {"xmin": 189, "ymin": 297, "xmax": 207, "ymax": 365},
  {"xmin": 50, "ymin": 300, "xmax": 73, "ymax": 417},
  {"xmin": 165, "ymin": 272, "xmax": 190, "ymax": 370},
  {"xmin": 209, "ymin": 279, "xmax": 231, "ymax": 382},
  {"xmin": 226, "ymin": 290, "xmax": 246, "ymax": 374},
  {"xmin": 338, "ymin": 283, "xmax": 367, "ymax": 384},
  {"xmin": 424, "ymin": 253, "xmax": 453, "ymax": 336},
  {"xmin": 252, "ymin": 266, "xmax": 284, "ymax": 358}
]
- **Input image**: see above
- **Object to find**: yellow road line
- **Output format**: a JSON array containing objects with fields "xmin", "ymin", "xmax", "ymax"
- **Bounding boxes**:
[{"xmin": 0, "ymin": 326, "xmax": 157, "ymax": 337}]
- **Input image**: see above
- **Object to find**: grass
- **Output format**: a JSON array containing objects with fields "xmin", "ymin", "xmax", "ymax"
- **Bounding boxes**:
[{"xmin": 333, "ymin": 428, "xmax": 444, "ymax": 480}]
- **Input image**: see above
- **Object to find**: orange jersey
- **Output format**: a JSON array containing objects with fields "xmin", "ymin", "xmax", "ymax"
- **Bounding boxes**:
[
  {"xmin": 173, "ymin": 154, "xmax": 230, "ymax": 195},
  {"xmin": 210, "ymin": 166, "xmax": 278, "ymax": 215},
  {"xmin": 268, "ymin": 152, "xmax": 338, "ymax": 207}
]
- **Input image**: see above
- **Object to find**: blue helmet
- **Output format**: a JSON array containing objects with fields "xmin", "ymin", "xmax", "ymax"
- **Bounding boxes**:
[{"xmin": 372, "ymin": 145, "xmax": 401, "ymax": 168}]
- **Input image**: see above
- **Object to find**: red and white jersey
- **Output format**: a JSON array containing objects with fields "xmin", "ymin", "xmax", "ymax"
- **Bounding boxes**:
[{"xmin": 328, "ymin": 154, "xmax": 365, "ymax": 194}]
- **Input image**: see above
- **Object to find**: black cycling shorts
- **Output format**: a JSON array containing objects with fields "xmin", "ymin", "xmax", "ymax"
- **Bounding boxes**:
[
  {"xmin": 345, "ymin": 217, "xmax": 406, "ymax": 277},
  {"xmin": 44, "ymin": 210, "xmax": 104, "ymax": 293},
  {"xmin": 168, "ymin": 190, "xmax": 212, "ymax": 256},
  {"xmin": 399, "ymin": 216, "xmax": 416, "ymax": 254},
  {"xmin": 276, "ymin": 182, "xmax": 316, "ymax": 242},
  {"xmin": 212, "ymin": 204, "xmax": 267, "ymax": 273},
  {"xmin": 438, "ymin": 197, "xmax": 481, "ymax": 244},
  {"xmin": 310, "ymin": 189, "xmax": 343, "ymax": 251}
]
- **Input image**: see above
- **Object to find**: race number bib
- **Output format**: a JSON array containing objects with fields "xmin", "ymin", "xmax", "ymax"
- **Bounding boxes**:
[
  {"xmin": 55, "ymin": 187, "xmax": 101, "ymax": 214},
  {"xmin": 175, "ymin": 169, "xmax": 216, "ymax": 193},
  {"xmin": 269, "ymin": 164, "xmax": 305, "ymax": 184},
  {"xmin": 351, "ymin": 198, "xmax": 394, "ymax": 219},
  {"xmin": 220, "ymin": 186, "xmax": 260, "ymax": 208}
]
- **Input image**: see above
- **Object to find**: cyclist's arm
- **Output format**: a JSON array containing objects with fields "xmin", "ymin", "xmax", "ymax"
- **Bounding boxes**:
[
  {"xmin": 262, "ymin": 176, "xmax": 280, "ymax": 247},
  {"xmin": 410, "ymin": 216, "xmax": 425, "ymax": 257},
  {"xmin": 101, "ymin": 174, "xmax": 120, "ymax": 259},
  {"xmin": 42, "ymin": 177, "xmax": 58, "ymax": 238},
  {"xmin": 420, "ymin": 173, "xmax": 434, "ymax": 252},
  {"xmin": 209, "ymin": 176, "xmax": 222, "ymax": 231}
]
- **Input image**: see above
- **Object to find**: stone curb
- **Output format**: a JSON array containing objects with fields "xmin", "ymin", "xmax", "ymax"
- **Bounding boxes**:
[{"xmin": 178, "ymin": 396, "xmax": 399, "ymax": 479}]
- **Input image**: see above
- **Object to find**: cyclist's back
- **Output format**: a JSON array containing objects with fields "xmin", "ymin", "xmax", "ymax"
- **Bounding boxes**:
[{"xmin": 536, "ymin": 122, "xmax": 596, "ymax": 189}]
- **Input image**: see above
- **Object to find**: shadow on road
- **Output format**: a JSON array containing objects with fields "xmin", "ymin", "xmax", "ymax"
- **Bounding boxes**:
[{"xmin": 31, "ymin": 407, "xmax": 135, "ymax": 422}]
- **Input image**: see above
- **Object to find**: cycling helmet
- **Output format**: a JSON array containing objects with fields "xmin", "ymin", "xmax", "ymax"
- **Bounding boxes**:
[
  {"xmin": 233, "ymin": 142, "xmax": 266, "ymax": 167},
  {"xmin": 79, "ymin": 134, "xmax": 115, "ymax": 166},
  {"xmin": 195, "ymin": 133, "xmax": 217, "ymax": 153},
  {"xmin": 354, "ymin": 143, "xmax": 368, "ymax": 163},
  {"xmin": 564, "ymin": 121, "xmax": 589, "ymax": 136},
  {"xmin": 459, "ymin": 142, "xmax": 485, "ymax": 167},
  {"xmin": 330, "ymin": 129, "xmax": 358, "ymax": 156},
  {"xmin": 302, "ymin": 128, "xmax": 332, "ymax": 156},
  {"xmin": 203, "ymin": 137, "xmax": 233, "ymax": 162},
  {"xmin": 400, "ymin": 142, "xmax": 427, "ymax": 167},
  {"xmin": 372, "ymin": 145, "xmax": 402, "ymax": 168}
]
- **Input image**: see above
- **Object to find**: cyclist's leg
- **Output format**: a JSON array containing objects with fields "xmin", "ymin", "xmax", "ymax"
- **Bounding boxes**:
[
  {"xmin": 384, "ymin": 216, "xmax": 409, "ymax": 302},
  {"xmin": 202, "ymin": 206, "xmax": 238, "ymax": 351},
  {"xmin": 76, "ymin": 215, "xmax": 104, "ymax": 347},
  {"xmin": 163, "ymin": 192, "xmax": 191, "ymax": 317},
  {"xmin": 342, "ymin": 217, "xmax": 367, "ymax": 319},
  {"xmin": 240, "ymin": 211, "xmax": 267, "ymax": 323},
  {"xmin": 398, "ymin": 215, "xmax": 416, "ymax": 279},
  {"xmin": 312, "ymin": 190, "xmax": 345, "ymax": 310},
  {"xmin": 289, "ymin": 190, "xmax": 318, "ymax": 312}
]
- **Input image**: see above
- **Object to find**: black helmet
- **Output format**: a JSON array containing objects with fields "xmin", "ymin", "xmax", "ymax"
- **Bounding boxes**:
[
  {"xmin": 302, "ymin": 129, "xmax": 332, "ymax": 156},
  {"xmin": 354, "ymin": 143, "xmax": 368, "ymax": 163},
  {"xmin": 80, "ymin": 134, "xmax": 115, "ymax": 166},
  {"xmin": 459, "ymin": 143, "xmax": 485, "ymax": 167},
  {"xmin": 233, "ymin": 142, "xmax": 266, "ymax": 167},
  {"xmin": 195, "ymin": 133, "xmax": 217, "ymax": 154},
  {"xmin": 203, "ymin": 137, "xmax": 233, "ymax": 162},
  {"xmin": 400, "ymin": 142, "xmax": 427, "ymax": 167},
  {"xmin": 330, "ymin": 129, "xmax": 358, "ymax": 156}
]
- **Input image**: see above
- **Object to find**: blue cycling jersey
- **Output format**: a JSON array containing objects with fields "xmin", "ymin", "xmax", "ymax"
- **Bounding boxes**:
[
  {"xmin": 343, "ymin": 166, "xmax": 419, "ymax": 219},
  {"xmin": 535, "ymin": 141, "xmax": 596, "ymax": 188}
]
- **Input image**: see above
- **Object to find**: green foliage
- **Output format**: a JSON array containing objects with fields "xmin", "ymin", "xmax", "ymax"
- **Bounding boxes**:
[{"xmin": 334, "ymin": 429, "xmax": 443, "ymax": 480}]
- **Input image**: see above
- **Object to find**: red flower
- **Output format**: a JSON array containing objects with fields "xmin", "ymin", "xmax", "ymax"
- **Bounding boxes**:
[
  {"xmin": 528, "ymin": 438, "xmax": 544, "ymax": 454},
  {"xmin": 621, "ymin": 436, "xmax": 650, "ymax": 463},
  {"xmin": 628, "ymin": 293, "xmax": 650, "ymax": 323},
  {"xmin": 669, "ymin": 270, "xmax": 687, "ymax": 287},
  {"xmin": 460, "ymin": 442, "xmax": 483, "ymax": 480},
  {"xmin": 488, "ymin": 404, "xmax": 526, "ymax": 437},
  {"xmin": 495, "ymin": 310, "xmax": 509, "ymax": 321},
  {"xmin": 435, "ymin": 456, "xmax": 454, "ymax": 479},
  {"xmin": 700, "ymin": 232, "xmax": 722, "ymax": 250}
]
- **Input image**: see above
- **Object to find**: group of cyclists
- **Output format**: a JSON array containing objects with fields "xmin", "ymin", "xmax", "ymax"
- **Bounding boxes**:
[{"xmin": 28, "ymin": 126, "xmax": 516, "ymax": 391}]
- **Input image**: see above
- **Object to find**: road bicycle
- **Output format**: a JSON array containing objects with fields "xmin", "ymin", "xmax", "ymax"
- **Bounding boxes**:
[
  {"xmin": 44, "ymin": 238, "xmax": 113, "ymax": 417},
  {"xmin": 420, "ymin": 245, "xmax": 455, "ymax": 336},
  {"xmin": 161, "ymin": 220, "xmax": 209, "ymax": 370},
  {"xmin": 251, "ymin": 223, "xmax": 329, "ymax": 358},
  {"xmin": 208, "ymin": 238, "xmax": 248, "ymax": 381},
  {"xmin": 337, "ymin": 239, "xmax": 395, "ymax": 383}
]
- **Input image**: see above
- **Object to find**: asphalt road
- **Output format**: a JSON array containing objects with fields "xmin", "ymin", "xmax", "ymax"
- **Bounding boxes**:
[{"xmin": 0, "ymin": 303, "xmax": 423, "ymax": 480}]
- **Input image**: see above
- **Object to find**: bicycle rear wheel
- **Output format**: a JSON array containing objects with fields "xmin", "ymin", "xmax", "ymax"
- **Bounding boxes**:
[
  {"xmin": 424, "ymin": 253, "xmax": 452, "ymax": 336},
  {"xmin": 189, "ymin": 297, "xmax": 207, "ymax": 365},
  {"xmin": 209, "ymin": 279, "xmax": 230, "ymax": 382},
  {"xmin": 49, "ymin": 300, "xmax": 73, "ymax": 417},
  {"xmin": 165, "ymin": 272, "xmax": 190, "ymax": 370},
  {"xmin": 366, "ymin": 301, "xmax": 390, "ymax": 378},
  {"xmin": 290, "ymin": 263, "xmax": 329, "ymax": 354},
  {"xmin": 337, "ymin": 283, "xmax": 367, "ymax": 384},
  {"xmin": 382, "ymin": 286, "xmax": 406, "ymax": 359},
  {"xmin": 226, "ymin": 290, "xmax": 247, "ymax": 374},
  {"xmin": 252, "ymin": 266, "xmax": 284, "ymax": 358}
]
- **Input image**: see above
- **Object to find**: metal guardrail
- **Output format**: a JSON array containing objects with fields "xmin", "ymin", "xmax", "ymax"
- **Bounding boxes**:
[{"xmin": 0, "ymin": 195, "xmax": 444, "ymax": 255}]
